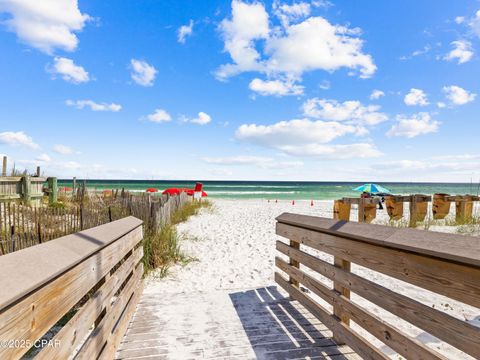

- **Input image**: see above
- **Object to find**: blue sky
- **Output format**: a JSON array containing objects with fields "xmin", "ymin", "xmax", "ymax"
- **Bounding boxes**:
[{"xmin": 1, "ymin": 0, "xmax": 480, "ymax": 182}]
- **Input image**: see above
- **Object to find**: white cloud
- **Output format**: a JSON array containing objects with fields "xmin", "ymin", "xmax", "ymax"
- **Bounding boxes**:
[
  {"xmin": 302, "ymin": 98, "xmax": 388, "ymax": 125},
  {"xmin": 234, "ymin": 117, "xmax": 381, "ymax": 159},
  {"xmin": 443, "ymin": 85, "xmax": 476, "ymax": 105},
  {"xmin": 36, "ymin": 153, "xmax": 51, "ymax": 162},
  {"xmin": 400, "ymin": 44, "xmax": 432, "ymax": 61},
  {"xmin": 145, "ymin": 109, "xmax": 172, "ymax": 123},
  {"xmin": 387, "ymin": 112, "xmax": 439, "ymax": 138},
  {"xmin": 48, "ymin": 57, "xmax": 89, "ymax": 84},
  {"xmin": 265, "ymin": 17, "xmax": 376, "ymax": 79},
  {"xmin": 277, "ymin": 143, "xmax": 382, "ymax": 158},
  {"xmin": 53, "ymin": 144, "xmax": 75, "ymax": 155},
  {"xmin": 273, "ymin": 1, "xmax": 311, "ymax": 27},
  {"xmin": 216, "ymin": 1, "xmax": 375, "ymax": 80},
  {"xmin": 0, "ymin": 0, "xmax": 90, "ymax": 54},
  {"xmin": 404, "ymin": 88, "xmax": 429, "ymax": 106},
  {"xmin": 319, "ymin": 80, "xmax": 330, "ymax": 90},
  {"xmin": 178, "ymin": 20, "xmax": 194, "ymax": 44},
  {"xmin": 216, "ymin": 0, "xmax": 269, "ymax": 79},
  {"xmin": 249, "ymin": 78, "xmax": 303, "ymax": 96},
  {"xmin": 66, "ymin": 99, "xmax": 122, "ymax": 112},
  {"xmin": 130, "ymin": 59, "xmax": 157, "ymax": 86},
  {"xmin": 236, "ymin": 118, "xmax": 355, "ymax": 146},
  {"xmin": 444, "ymin": 40, "xmax": 473, "ymax": 64},
  {"xmin": 190, "ymin": 112, "xmax": 212, "ymax": 125},
  {"xmin": 467, "ymin": 10, "xmax": 480, "ymax": 37},
  {"xmin": 455, "ymin": 16, "xmax": 465, "ymax": 24},
  {"xmin": 0, "ymin": 131, "xmax": 39, "ymax": 149},
  {"xmin": 437, "ymin": 102, "xmax": 446, "ymax": 108},
  {"xmin": 202, "ymin": 155, "xmax": 303, "ymax": 169},
  {"xmin": 369, "ymin": 89, "xmax": 385, "ymax": 100}
]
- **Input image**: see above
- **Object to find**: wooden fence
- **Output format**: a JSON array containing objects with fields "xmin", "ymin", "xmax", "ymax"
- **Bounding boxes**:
[
  {"xmin": 0, "ymin": 192, "xmax": 190, "ymax": 255},
  {"xmin": 275, "ymin": 212, "xmax": 480, "ymax": 359},
  {"xmin": 0, "ymin": 217, "xmax": 144, "ymax": 359},
  {"xmin": 335, "ymin": 193, "xmax": 479, "ymax": 226}
]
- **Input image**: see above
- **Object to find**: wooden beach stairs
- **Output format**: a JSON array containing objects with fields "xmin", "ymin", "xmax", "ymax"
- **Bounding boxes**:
[{"xmin": 0, "ymin": 215, "xmax": 479, "ymax": 359}]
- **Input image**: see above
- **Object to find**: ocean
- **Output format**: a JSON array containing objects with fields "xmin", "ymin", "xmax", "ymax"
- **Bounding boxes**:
[{"xmin": 56, "ymin": 180, "xmax": 480, "ymax": 200}]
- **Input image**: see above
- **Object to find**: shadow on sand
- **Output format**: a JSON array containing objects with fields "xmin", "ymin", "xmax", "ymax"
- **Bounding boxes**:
[{"xmin": 229, "ymin": 286, "xmax": 353, "ymax": 360}]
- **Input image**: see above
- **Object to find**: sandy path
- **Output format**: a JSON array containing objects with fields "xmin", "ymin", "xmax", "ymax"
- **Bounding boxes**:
[{"xmin": 142, "ymin": 199, "xmax": 479, "ymax": 360}]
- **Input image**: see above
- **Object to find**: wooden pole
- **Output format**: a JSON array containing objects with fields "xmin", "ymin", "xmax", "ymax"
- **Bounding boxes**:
[
  {"xmin": 333, "ymin": 256, "xmax": 351, "ymax": 344},
  {"xmin": 2, "ymin": 156, "xmax": 6, "ymax": 176},
  {"xmin": 47, "ymin": 177, "xmax": 58, "ymax": 205},
  {"xmin": 358, "ymin": 198, "xmax": 366, "ymax": 223},
  {"xmin": 409, "ymin": 195, "xmax": 417, "ymax": 227},
  {"xmin": 289, "ymin": 240, "xmax": 300, "ymax": 287},
  {"xmin": 22, "ymin": 175, "xmax": 32, "ymax": 205},
  {"xmin": 73, "ymin": 177, "xmax": 77, "ymax": 196},
  {"xmin": 36, "ymin": 166, "xmax": 41, "ymax": 177}
]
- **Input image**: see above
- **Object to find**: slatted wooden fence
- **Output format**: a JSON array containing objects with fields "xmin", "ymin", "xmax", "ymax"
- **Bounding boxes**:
[
  {"xmin": 275, "ymin": 212, "xmax": 480, "ymax": 359},
  {"xmin": 0, "ymin": 192, "xmax": 189, "ymax": 255},
  {"xmin": 0, "ymin": 217, "xmax": 144, "ymax": 360}
]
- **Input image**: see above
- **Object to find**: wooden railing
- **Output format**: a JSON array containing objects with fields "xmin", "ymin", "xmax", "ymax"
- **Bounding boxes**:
[
  {"xmin": 275, "ymin": 212, "xmax": 480, "ymax": 360},
  {"xmin": 0, "ymin": 216, "xmax": 143, "ymax": 359}
]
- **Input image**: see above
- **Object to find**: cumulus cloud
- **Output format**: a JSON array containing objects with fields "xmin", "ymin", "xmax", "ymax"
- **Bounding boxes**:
[
  {"xmin": 36, "ymin": 153, "xmax": 51, "ymax": 162},
  {"xmin": 202, "ymin": 155, "xmax": 303, "ymax": 169},
  {"xmin": 216, "ymin": 0, "xmax": 269, "ymax": 79},
  {"xmin": 444, "ymin": 40, "xmax": 473, "ymax": 64},
  {"xmin": 178, "ymin": 20, "xmax": 194, "ymax": 43},
  {"xmin": 0, "ymin": 0, "xmax": 90, "ymax": 54},
  {"xmin": 273, "ymin": 0, "xmax": 311, "ymax": 27},
  {"xmin": 53, "ymin": 144, "xmax": 75, "ymax": 155},
  {"xmin": 66, "ymin": 99, "xmax": 121, "ymax": 112},
  {"xmin": 443, "ymin": 85, "xmax": 476, "ymax": 105},
  {"xmin": 48, "ymin": 57, "xmax": 89, "ymax": 84},
  {"xmin": 216, "ymin": 1, "xmax": 375, "ymax": 80},
  {"xmin": 387, "ymin": 112, "xmax": 439, "ymax": 138},
  {"xmin": 236, "ymin": 118, "xmax": 355, "ymax": 146},
  {"xmin": 130, "ymin": 59, "xmax": 157, "ymax": 86},
  {"xmin": 189, "ymin": 112, "xmax": 212, "ymax": 125},
  {"xmin": 0, "ymin": 131, "xmax": 39, "ymax": 149},
  {"xmin": 249, "ymin": 78, "xmax": 303, "ymax": 96},
  {"xmin": 404, "ymin": 88, "xmax": 429, "ymax": 106},
  {"xmin": 302, "ymin": 98, "xmax": 388, "ymax": 125},
  {"xmin": 276, "ymin": 143, "xmax": 382, "ymax": 158},
  {"xmin": 145, "ymin": 109, "xmax": 172, "ymax": 123},
  {"xmin": 369, "ymin": 89, "xmax": 385, "ymax": 100},
  {"xmin": 467, "ymin": 10, "xmax": 480, "ymax": 38},
  {"xmin": 235, "ymin": 117, "xmax": 382, "ymax": 159}
]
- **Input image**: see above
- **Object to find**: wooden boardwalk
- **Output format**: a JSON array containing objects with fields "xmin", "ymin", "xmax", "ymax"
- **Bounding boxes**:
[{"xmin": 115, "ymin": 286, "xmax": 360, "ymax": 360}]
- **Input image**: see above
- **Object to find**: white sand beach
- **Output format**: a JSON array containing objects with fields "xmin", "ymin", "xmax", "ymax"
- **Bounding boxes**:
[{"xmin": 144, "ymin": 199, "xmax": 479, "ymax": 359}]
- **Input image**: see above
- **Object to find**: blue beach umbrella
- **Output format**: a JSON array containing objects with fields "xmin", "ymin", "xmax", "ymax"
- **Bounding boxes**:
[{"xmin": 353, "ymin": 183, "xmax": 391, "ymax": 194}]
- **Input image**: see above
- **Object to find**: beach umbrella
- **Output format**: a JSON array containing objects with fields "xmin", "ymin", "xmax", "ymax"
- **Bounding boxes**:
[
  {"xmin": 146, "ymin": 188, "xmax": 158, "ymax": 193},
  {"xmin": 353, "ymin": 183, "xmax": 391, "ymax": 194}
]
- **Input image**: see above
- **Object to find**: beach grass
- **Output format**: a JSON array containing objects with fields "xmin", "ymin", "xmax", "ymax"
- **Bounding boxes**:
[{"xmin": 143, "ymin": 200, "xmax": 211, "ymax": 276}]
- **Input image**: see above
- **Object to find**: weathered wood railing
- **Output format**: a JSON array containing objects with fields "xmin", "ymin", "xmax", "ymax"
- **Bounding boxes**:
[
  {"xmin": 275, "ymin": 212, "xmax": 480, "ymax": 359},
  {"xmin": 0, "ymin": 216, "xmax": 144, "ymax": 359}
]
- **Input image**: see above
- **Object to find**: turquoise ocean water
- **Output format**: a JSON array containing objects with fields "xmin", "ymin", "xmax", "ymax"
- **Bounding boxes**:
[{"xmin": 57, "ymin": 180, "xmax": 480, "ymax": 200}]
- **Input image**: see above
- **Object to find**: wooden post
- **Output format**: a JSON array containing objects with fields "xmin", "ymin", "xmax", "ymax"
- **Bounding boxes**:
[
  {"xmin": 47, "ymin": 177, "xmax": 58, "ymax": 205},
  {"xmin": 289, "ymin": 240, "xmax": 300, "ymax": 287},
  {"xmin": 358, "ymin": 198, "xmax": 366, "ymax": 223},
  {"xmin": 108, "ymin": 206, "xmax": 113, "ymax": 222},
  {"xmin": 22, "ymin": 175, "xmax": 32, "ymax": 205},
  {"xmin": 409, "ymin": 195, "xmax": 418, "ymax": 227},
  {"xmin": 2, "ymin": 156, "xmax": 6, "ymax": 176},
  {"xmin": 73, "ymin": 177, "xmax": 77, "ymax": 196},
  {"xmin": 456, "ymin": 196, "xmax": 473, "ymax": 223},
  {"xmin": 333, "ymin": 200, "xmax": 351, "ymax": 221},
  {"xmin": 432, "ymin": 193, "xmax": 451, "ymax": 220},
  {"xmin": 36, "ymin": 166, "xmax": 41, "ymax": 177},
  {"xmin": 333, "ymin": 256, "xmax": 351, "ymax": 344},
  {"xmin": 80, "ymin": 205, "xmax": 84, "ymax": 230}
]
